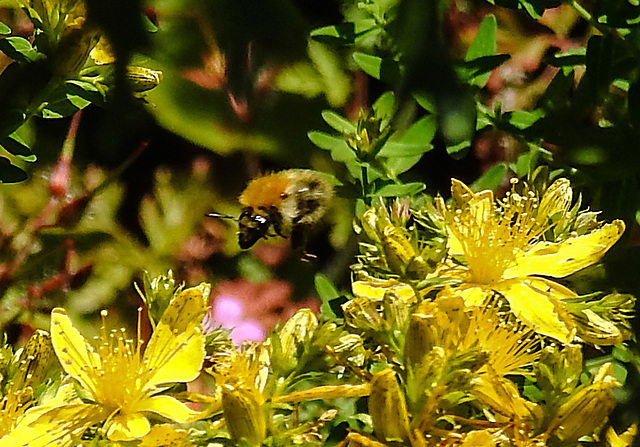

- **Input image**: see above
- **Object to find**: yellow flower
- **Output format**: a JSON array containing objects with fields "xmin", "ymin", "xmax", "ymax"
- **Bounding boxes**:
[
  {"xmin": 412, "ymin": 290, "xmax": 541, "ymax": 377},
  {"xmin": 435, "ymin": 178, "xmax": 625, "ymax": 342},
  {"xmin": 206, "ymin": 344, "xmax": 270, "ymax": 444},
  {"xmin": 3, "ymin": 284, "xmax": 208, "ymax": 444}
]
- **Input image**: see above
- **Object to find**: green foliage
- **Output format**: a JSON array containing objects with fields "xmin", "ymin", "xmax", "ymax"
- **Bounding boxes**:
[{"xmin": 0, "ymin": 1, "xmax": 160, "ymax": 183}]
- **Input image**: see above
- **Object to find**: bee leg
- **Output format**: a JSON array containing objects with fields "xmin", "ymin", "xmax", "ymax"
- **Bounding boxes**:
[
  {"xmin": 290, "ymin": 223, "xmax": 307, "ymax": 250},
  {"xmin": 269, "ymin": 207, "xmax": 287, "ymax": 239}
]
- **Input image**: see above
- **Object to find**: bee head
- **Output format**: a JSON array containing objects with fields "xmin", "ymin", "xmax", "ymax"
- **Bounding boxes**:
[{"xmin": 238, "ymin": 207, "xmax": 272, "ymax": 249}]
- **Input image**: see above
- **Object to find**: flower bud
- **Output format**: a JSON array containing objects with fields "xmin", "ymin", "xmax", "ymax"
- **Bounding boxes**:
[
  {"xmin": 278, "ymin": 308, "xmax": 318, "ymax": 356},
  {"xmin": 536, "ymin": 178, "xmax": 572, "ymax": 226},
  {"xmin": 126, "ymin": 66, "xmax": 163, "ymax": 93},
  {"xmin": 221, "ymin": 384, "xmax": 266, "ymax": 445},
  {"xmin": 369, "ymin": 369, "xmax": 411, "ymax": 443},
  {"xmin": 547, "ymin": 363, "xmax": 620, "ymax": 443}
]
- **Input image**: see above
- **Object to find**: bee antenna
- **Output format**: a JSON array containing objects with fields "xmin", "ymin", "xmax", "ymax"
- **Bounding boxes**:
[{"xmin": 206, "ymin": 212, "xmax": 236, "ymax": 220}]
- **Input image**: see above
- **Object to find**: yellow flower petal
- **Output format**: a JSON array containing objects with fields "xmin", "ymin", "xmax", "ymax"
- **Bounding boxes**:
[
  {"xmin": 452, "ymin": 284, "xmax": 489, "ymax": 306},
  {"xmin": 606, "ymin": 424, "xmax": 637, "ymax": 447},
  {"xmin": 139, "ymin": 424, "xmax": 189, "ymax": 447},
  {"xmin": 503, "ymin": 220, "xmax": 625, "ymax": 280},
  {"xmin": 472, "ymin": 372, "xmax": 542, "ymax": 423},
  {"xmin": 139, "ymin": 395, "xmax": 203, "ymax": 423},
  {"xmin": 143, "ymin": 285, "xmax": 207, "ymax": 389},
  {"xmin": 50, "ymin": 308, "xmax": 102, "ymax": 393},
  {"xmin": 107, "ymin": 412, "xmax": 151, "ymax": 441},
  {"xmin": 0, "ymin": 403, "xmax": 105, "ymax": 447},
  {"xmin": 494, "ymin": 277, "xmax": 575, "ymax": 343}
]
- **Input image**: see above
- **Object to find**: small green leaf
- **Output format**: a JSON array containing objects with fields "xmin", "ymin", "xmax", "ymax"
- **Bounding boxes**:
[
  {"xmin": 310, "ymin": 20, "xmax": 377, "ymax": 46},
  {"xmin": 353, "ymin": 52, "xmax": 402, "ymax": 82},
  {"xmin": 386, "ymin": 155, "xmax": 423, "ymax": 178},
  {"xmin": 446, "ymin": 140, "xmax": 471, "ymax": 158},
  {"xmin": 507, "ymin": 109, "xmax": 545, "ymax": 129},
  {"xmin": 466, "ymin": 14, "xmax": 497, "ymax": 61},
  {"xmin": 307, "ymin": 131, "xmax": 356, "ymax": 162},
  {"xmin": 377, "ymin": 141, "xmax": 431, "ymax": 158},
  {"xmin": 399, "ymin": 115, "xmax": 437, "ymax": 145},
  {"xmin": 0, "ymin": 156, "xmax": 28, "ymax": 183},
  {"xmin": 413, "ymin": 91, "xmax": 436, "ymax": 113},
  {"xmin": 458, "ymin": 54, "xmax": 510, "ymax": 87},
  {"xmin": 374, "ymin": 182, "xmax": 426, "ymax": 197},
  {"xmin": 373, "ymin": 91, "xmax": 395, "ymax": 121},
  {"xmin": 314, "ymin": 273, "xmax": 340, "ymax": 319},
  {"xmin": 321, "ymin": 110, "xmax": 355, "ymax": 134},
  {"xmin": 311, "ymin": 23, "xmax": 357, "ymax": 45},
  {"xmin": 547, "ymin": 48, "xmax": 586, "ymax": 67},
  {"xmin": 0, "ymin": 36, "xmax": 41, "ymax": 63},
  {"xmin": 0, "ymin": 22, "xmax": 11, "ymax": 35},
  {"xmin": 0, "ymin": 133, "xmax": 36, "ymax": 162},
  {"xmin": 470, "ymin": 163, "xmax": 507, "ymax": 191},
  {"xmin": 142, "ymin": 14, "xmax": 158, "ymax": 32}
]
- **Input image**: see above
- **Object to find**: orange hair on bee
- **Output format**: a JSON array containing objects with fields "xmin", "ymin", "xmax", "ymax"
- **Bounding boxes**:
[{"xmin": 239, "ymin": 173, "xmax": 290, "ymax": 209}]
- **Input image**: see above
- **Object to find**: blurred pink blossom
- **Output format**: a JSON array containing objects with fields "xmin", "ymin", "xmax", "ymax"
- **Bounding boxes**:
[{"xmin": 203, "ymin": 294, "xmax": 266, "ymax": 344}]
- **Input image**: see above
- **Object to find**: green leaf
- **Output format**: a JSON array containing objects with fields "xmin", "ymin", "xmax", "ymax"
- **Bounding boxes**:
[
  {"xmin": 373, "ymin": 91, "xmax": 396, "ymax": 121},
  {"xmin": 457, "ymin": 54, "xmax": 510, "ymax": 87},
  {"xmin": 466, "ymin": 14, "xmax": 497, "ymax": 61},
  {"xmin": 399, "ymin": 115, "xmax": 437, "ymax": 145},
  {"xmin": 40, "ymin": 80, "xmax": 101, "ymax": 118},
  {"xmin": 470, "ymin": 163, "xmax": 507, "ymax": 191},
  {"xmin": 446, "ymin": 140, "xmax": 470, "ymax": 158},
  {"xmin": 314, "ymin": 273, "xmax": 340, "ymax": 319},
  {"xmin": 0, "ymin": 156, "xmax": 28, "ymax": 183},
  {"xmin": 506, "ymin": 109, "xmax": 545, "ymax": 129},
  {"xmin": 547, "ymin": 47, "xmax": 586, "ymax": 67},
  {"xmin": 321, "ymin": 110, "xmax": 355, "ymax": 134},
  {"xmin": 0, "ymin": 22, "xmax": 11, "ymax": 35},
  {"xmin": 0, "ymin": 133, "xmax": 36, "ymax": 162},
  {"xmin": 307, "ymin": 131, "xmax": 356, "ymax": 162},
  {"xmin": 353, "ymin": 52, "xmax": 402, "ymax": 82},
  {"xmin": 386, "ymin": 155, "xmax": 423, "ymax": 178},
  {"xmin": 142, "ymin": 14, "xmax": 159, "ymax": 32},
  {"xmin": 310, "ymin": 20, "xmax": 377, "ymax": 45},
  {"xmin": 413, "ymin": 91, "xmax": 436, "ymax": 113},
  {"xmin": 0, "ymin": 36, "xmax": 41, "ymax": 63},
  {"xmin": 374, "ymin": 182, "xmax": 426, "ymax": 197},
  {"xmin": 377, "ymin": 140, "xmax": 431, "ymax": 158}
]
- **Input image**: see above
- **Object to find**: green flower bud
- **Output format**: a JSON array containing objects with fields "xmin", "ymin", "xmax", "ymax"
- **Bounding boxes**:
[
  {"xmin": 369, "ymin": 369, "xmax": 411, "ymax": 443},
  {"xmin": 221, "ymin": 384, "xmax": 266, "ymax": 445}
]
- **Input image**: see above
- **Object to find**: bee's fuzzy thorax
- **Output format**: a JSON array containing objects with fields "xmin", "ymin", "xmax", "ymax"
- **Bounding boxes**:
[{"xmin": 239, "ymin": 174, "xmax": 290, "ymax": 209}]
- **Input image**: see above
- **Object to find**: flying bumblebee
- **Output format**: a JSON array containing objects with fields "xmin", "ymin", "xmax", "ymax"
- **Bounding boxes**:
[{"xmin": 208, "ymin": 169, "xmax": 334, "ymax": 250}]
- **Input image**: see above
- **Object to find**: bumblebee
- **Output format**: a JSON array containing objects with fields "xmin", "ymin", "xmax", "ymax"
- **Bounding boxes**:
[{"xmin": 209, "ymin": 170, "xmax": 334, "ymax": 249}]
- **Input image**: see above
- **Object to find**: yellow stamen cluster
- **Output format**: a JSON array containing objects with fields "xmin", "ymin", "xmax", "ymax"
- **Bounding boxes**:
[
  {"xmin": 54, "ymin": 310, "xmax": 148, "ymax": 416},
  {"xmin": 445, "ymin": 179, "xmax": 545, "ymax": 284}
]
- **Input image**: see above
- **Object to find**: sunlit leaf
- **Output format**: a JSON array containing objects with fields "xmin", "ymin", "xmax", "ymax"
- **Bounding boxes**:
[
  {"xmin": 0, "ymin": 157, "xmax": 28, "ymax": 183},
  {"xmin": 321, "ymin": 110, "xmax": 355, "ymax": 134},
  {"xmin": 0, "ymin": 133, "xmax": 36, "ymax": 162},
  {"xmin": 353, "ymin": 52, "xmax": 402, "ymax": 82},
  {"xmin": 0, "ymin": 36, "xmax": 41, "ymax": 62}
]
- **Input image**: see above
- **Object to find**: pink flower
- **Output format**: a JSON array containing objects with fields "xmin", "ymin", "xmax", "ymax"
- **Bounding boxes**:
[{"xmin": 204, "ymin": 294, "xmax": 266, "ymax": 344}]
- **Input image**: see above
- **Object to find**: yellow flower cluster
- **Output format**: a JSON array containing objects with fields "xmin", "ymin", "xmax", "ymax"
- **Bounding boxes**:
[{"xmin": 0, "ymin": 176, "xmax": 634, "ymax": 446}]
